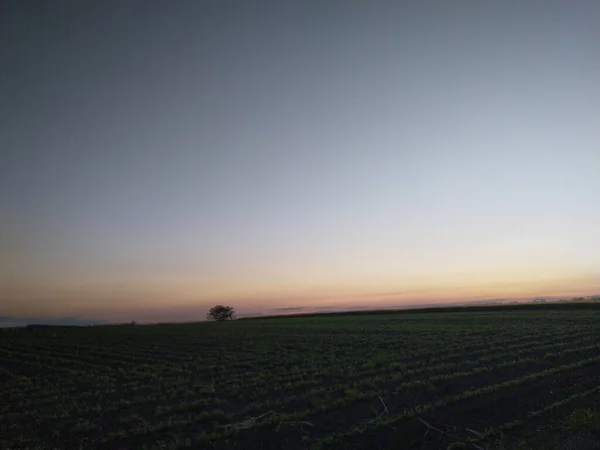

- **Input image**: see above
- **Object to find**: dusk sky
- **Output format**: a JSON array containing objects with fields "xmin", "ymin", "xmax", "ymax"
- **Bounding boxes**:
[{"xmin": 1, "ymin": 1, "xmax": 598, "ymax": 325}]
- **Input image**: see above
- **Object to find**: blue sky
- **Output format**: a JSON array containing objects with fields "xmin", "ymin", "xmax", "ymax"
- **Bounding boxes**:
[{"xmin": 1, "ymin": 1, "xmax": 598, "ymax": 323}]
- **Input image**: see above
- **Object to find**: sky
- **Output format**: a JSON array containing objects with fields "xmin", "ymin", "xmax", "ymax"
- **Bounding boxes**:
[{"xmin": 1, "ymin": 1, "xmax": 599, "ymax": 325}]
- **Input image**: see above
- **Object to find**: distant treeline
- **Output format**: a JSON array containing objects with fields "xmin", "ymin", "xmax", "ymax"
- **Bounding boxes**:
[
  {"xmin": 0, "ymin": 324, "xmax": 88, "ymax": 332},
  {"xmin": 238, "ymin": 300, "xmax": 600, "ymax": 321}
]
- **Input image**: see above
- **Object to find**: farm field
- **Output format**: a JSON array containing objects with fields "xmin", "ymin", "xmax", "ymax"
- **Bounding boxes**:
[{"xmin": 2, "ymin": 304, "xmax": 600, "ymax": 449}]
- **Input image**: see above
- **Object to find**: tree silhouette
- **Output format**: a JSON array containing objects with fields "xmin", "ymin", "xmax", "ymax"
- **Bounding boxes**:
[{"xmin": 207, "ymin": 305, "xmax": 236, "ymax": 321}]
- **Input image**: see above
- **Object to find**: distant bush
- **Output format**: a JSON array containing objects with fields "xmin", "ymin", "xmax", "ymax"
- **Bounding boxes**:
[{"xmin": 207, "ymin": 305, "xmax": 236, "ymax": 321}]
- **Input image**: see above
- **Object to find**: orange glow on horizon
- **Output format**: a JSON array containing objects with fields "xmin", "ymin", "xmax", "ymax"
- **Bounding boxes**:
[{"xmin": 2, "ymin": 267, "xmax": 596, "ymax": 323}]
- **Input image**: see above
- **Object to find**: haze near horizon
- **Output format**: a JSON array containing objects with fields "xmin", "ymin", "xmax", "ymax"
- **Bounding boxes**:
[{"xmin": 1, "ymin": 1, "xmax": 598, "ymax": 325}]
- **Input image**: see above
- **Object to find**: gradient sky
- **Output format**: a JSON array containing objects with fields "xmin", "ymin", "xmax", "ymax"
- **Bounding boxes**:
[{"xmin": 1, "ymin": 1, "xmax": 599, "ymax": 324}]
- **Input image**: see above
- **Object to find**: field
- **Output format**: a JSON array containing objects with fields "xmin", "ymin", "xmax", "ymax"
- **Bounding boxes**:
[{"xmin": 2, "ymin": 304, "xmax": 600, "ymax": 450}]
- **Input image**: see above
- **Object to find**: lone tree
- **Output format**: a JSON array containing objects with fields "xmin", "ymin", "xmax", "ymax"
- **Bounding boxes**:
[{"xmin": 207, "ymin": 305, "xmax": 236, "ymax": 321}]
